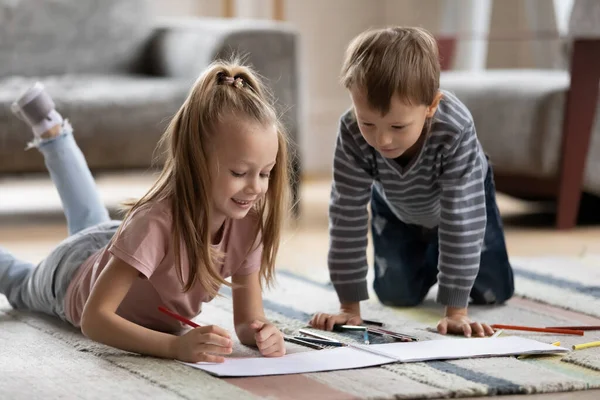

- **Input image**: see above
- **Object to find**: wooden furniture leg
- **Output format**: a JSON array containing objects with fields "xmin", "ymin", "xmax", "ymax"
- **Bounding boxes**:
[
  {"xmin": 437, "ymin": 36, "xmax": 457, "ymax": 71},
  {"xmin": 556, "ymin": 39, "xmax": 600, "ymax": 229}
]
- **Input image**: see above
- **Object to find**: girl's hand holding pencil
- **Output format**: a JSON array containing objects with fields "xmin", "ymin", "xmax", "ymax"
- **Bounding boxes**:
[
  {"xmin": 173, "ymin": 325, "xmax": 233, "ymax": 363},
  {"xmin": 158, "ymin": 306, "xmax": 233, "ymax": 363}
]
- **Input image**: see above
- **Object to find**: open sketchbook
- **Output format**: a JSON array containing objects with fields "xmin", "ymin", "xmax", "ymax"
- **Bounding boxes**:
[{"xmin": 181, "ymin": 336, "xmax": 568, "ymax": 377}]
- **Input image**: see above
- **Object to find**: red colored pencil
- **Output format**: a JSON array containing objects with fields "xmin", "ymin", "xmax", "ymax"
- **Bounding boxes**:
[
  {"xmin": 545, "ymin": 326, "xmax": 600, "ymax": 331},
  {"xmin": 491, "ymin": 324, "xmax": 584, "ymax": 336},
  {"xmin": 158, "ymin": 306, "xmax": 199, "ymax": 328}
]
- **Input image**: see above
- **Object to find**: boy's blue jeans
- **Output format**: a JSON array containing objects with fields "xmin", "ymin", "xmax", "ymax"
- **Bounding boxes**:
[{"xmin": 371, "ymin": 165, "xmax": 515, "ymax": 307}]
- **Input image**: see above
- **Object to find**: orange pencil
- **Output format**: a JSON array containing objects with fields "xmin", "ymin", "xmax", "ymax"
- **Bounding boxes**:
[
  {"xmin": 491, "ymin": 324, "xmax": 584, "ymax": 336},
  {"xmin": 545, "ymin": 326, "xmax": 600, "ymax": 331}
]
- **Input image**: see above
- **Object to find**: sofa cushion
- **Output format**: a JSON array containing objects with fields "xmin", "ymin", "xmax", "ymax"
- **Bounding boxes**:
[
  {"xmin": 441, "ymin": 70, "xmax": 570, "ymax": 177},
  {"xmin": 441, "ymin": 69, "xmax": 600, "ymax": 197},
  {"xmin": 0, "ymin": 75, "xmax": 189, "ymax": 173},
  {"xmin": 0, "ymin": 0, "xmax": 152, "ymax": 77}
]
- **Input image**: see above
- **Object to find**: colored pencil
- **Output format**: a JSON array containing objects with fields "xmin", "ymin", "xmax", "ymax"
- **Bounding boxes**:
[
  {"xmin": 334, "ymin": 324, "xmax": 367, "ymax": 331},
  {"xmin": 158, "ymin": 306, "xmax": 200, "ymax": 328},
  {"xmin": 284, "ymin": 336, "xmax": 323, "ymax": 350},
  {"xmin": 491, "ymin": 329, "xmax": 504, "ymax": 338},
  {"xmin": 573, "ymin": 341, "xmax": 600, "ymax": 350},
  {"xmin": 362, "ymin": 319, "xmax": 384, "ymax": 327},
  {"xmin": 298, "ymin": 329, "xmax": 342, "ymax": 343},
  {"xmin": 490, "ymin": 324, "xmax": 584, "ymax": 336},
  {"xmin": 368, "ymin": 327, "xmax": 419, "ymax": 342},
  {"xmin": 332, "ymin": 324, "xmax": 371, "ymax": 344},
  {"xmin": 546, "ymin": 326, "xmax": 600, "ymax": 331},
  {"xmin": 293, "ymin": 337, "xmax": 346, "ymax": 347}
]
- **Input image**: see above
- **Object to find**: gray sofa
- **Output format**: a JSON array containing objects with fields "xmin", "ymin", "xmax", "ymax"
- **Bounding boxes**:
[{"xmin": 0, "ymin": 0, "xmax": 301, "ymax": 210}]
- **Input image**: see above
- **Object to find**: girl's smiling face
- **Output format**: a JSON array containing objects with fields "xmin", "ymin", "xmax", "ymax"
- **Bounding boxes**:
[{"xmin": 209, "ymin": 118, "xmax": 278, "ymax": 226}]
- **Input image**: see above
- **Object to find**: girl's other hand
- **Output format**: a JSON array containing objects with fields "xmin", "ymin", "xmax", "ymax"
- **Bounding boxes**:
[{"xmin": 249, "ymin": 320, "xmax": 286, "ymax": 357}]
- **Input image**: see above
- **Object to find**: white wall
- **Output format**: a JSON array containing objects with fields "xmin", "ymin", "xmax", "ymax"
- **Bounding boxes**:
[
  {"xmin": 152, "ymin": 0, "xmax": 220, "ymax": 17},
  {"xmin": 286, "ymin": 0, "xmax": 384, "ymax": 176},
  {"xmin": 235, "ymin": 0, "xmax": 272, "ymax": 19},
  {"xmin": 384, "ymin": 0, "xmax": 442, "ymax": 28}
]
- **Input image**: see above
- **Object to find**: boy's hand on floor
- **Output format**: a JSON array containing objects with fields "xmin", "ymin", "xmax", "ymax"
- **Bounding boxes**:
[
  {"xmin": 310, "ymin": 303, "xmax": 362, "ymax": 331},
  {"xmin": 309, "ymin": 312, "xmax": 362, "ymax": 331},
  {"xmin": 250, "ymin": 320, "xmax": 286, "ymax": 357},
  {"xmin": 437, "ymin": 307, "xmax": 494, "ymax": 337}
]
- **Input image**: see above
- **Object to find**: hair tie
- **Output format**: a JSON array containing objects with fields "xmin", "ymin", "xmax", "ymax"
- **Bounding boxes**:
[{"xmin": 219, "ymin": 75, "xmax": 245, "ymax": 89}]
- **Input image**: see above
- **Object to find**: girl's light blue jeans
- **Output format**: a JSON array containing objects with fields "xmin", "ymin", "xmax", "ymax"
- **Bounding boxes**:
[{"xmin": 0, "ymin": 124, "xmax": 119, "ymax": 321}]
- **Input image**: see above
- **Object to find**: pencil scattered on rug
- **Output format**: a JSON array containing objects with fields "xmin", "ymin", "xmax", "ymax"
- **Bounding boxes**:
[{"xmin": 3, "ymin": 265, "xmax": 600, "ymax": 400}]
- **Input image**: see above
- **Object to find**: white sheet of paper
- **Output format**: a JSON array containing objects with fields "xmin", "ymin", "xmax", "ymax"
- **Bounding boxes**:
[
  {"xmin": 354, "ymin": 336, "xmax": 569, "ymax": 363},
  {"xmin": 181, "ymin": 347, "xmax": 392, "ymax": 377},
  {"xmin": 181, "ymin": 336, "xmax": 568, "ymax": 377}
]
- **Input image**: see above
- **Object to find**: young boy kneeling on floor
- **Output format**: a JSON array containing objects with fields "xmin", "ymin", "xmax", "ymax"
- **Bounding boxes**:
[{"xmin": 311, "ymin": 27, "xmax": 514, "ymax": 337}]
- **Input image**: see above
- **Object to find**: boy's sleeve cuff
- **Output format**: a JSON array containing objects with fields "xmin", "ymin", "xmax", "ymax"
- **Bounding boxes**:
[
  {"xmin": 437, "ymin": 286, "xmax": 470, "ymax": 308},
  {"xmin": 334, "ymin": 281, "xmax": 370, "ymax": 303}
]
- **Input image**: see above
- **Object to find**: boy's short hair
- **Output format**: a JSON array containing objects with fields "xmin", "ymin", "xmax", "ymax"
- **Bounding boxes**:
[{"xmin": 341, "ymin": 26, "xmax": 440, "ymax": 114}]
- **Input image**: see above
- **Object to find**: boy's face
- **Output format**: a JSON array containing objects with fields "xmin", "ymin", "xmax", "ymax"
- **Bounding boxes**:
[{"xmin": 349, "ymin": 87, "xmax": 441, "ymax": 160}]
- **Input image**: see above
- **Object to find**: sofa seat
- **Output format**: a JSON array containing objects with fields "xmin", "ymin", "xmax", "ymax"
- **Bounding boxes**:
[
  {"xmin": 441, "ymin": 69, "xmax": 600, "ymax": 196},
  {"xmin": 0, "ymin": 75, "xmax": 190, "ymax": 173}
]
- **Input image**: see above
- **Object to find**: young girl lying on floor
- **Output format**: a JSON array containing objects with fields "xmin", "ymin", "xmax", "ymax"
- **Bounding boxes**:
[{"xmin": 1, "ymin": 60, "xmax": 290, "ymax": 363}]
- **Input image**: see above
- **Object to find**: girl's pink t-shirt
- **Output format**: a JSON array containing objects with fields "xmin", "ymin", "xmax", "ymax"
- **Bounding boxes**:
[{"xmin": 63, "ymin": 201, "xmax": 262, "ymax": 333}]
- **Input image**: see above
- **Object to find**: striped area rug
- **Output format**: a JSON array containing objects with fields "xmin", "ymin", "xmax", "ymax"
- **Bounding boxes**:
[
  {"xmin": 511, "ymin": 255, "xmax": 600, "ymax": 319},
  {"xmin": 3, "ymin": 264, "xmax": 600, "ymax": 399},
  {"xmin": 509, "ymin": 255, "xmax": 600, "ymax": 374}
]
